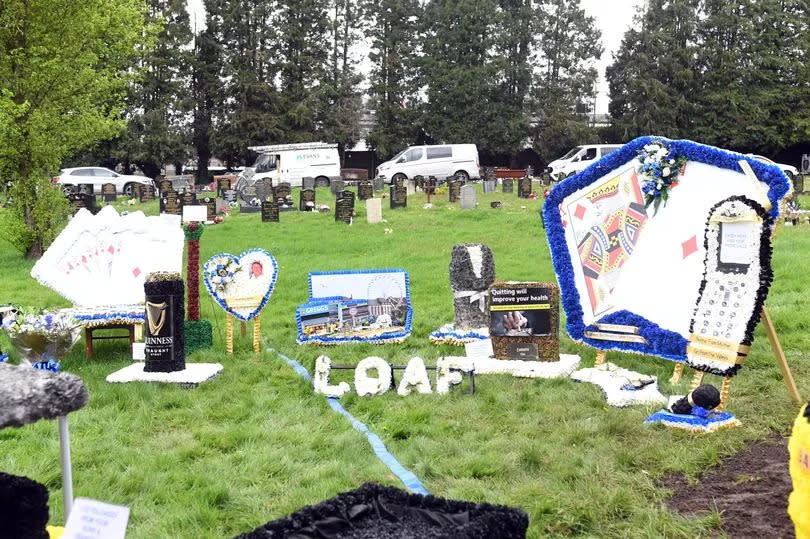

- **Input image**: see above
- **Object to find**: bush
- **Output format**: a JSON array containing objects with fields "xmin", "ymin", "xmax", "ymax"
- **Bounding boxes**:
[{"xmin": 0, "ymin": 175, "xmax": 70, "ymax": 258}]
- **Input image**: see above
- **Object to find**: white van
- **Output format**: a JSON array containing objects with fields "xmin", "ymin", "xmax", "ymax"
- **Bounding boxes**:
[
  {"xmin": 376, "ymin": 144, "xmax": 480, "ymax": 183},
  {"xmin": 238, "ymin": 142, "xmax": 341, "ymax": 188},
  {"xmin": 546, "ymin": 144, "xmax": 623, "ymax": 179}
]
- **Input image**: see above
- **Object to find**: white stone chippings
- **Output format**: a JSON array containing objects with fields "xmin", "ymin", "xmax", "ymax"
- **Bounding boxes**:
[
  {"xmin": 397, "ymin": 357, "xmax": 432, "ymax": 396},
  {"xmin": 354, "ymin": 356, "xmax": 393, "ymax": 396},
  {"xmin": 313, "ymin": 355, "xmax": 351, "ymax": 398}
]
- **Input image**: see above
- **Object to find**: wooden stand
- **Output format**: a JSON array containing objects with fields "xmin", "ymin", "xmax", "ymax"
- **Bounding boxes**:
[
  {"xmin": 226, "ymin": 314, "xmax": 234, "ymax": 355},
  {"xmin": 253, "ymin": 315, "xmax": 261, "ymax": 353},
  {"xmin": 84, "ymin": 323, "xmax": 134, "ymax": 358},
  {"xmin": 225, "ymin": 313, "xmax": 262, "ymax": 354},
  {"xmin": 669, "ymin": 363, "xmax": 684, "ymax": 385},
  {"xmin": 594, "ymin": 350, "xmax": 606, "ymax": 366}
]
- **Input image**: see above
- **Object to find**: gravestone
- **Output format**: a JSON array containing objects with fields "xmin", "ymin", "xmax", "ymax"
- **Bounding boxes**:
[
  {"xmin": 413, "ymin": 175, "xmax": 425, "ymax": 190},
  {"xmin": 224, "ymin": 189, "xmax": 237, "ymax": 204},
  {"xmin": 158, "ymin": 178, "xmax": 172, "ymax": 195},
  {"xmin": 216, "ymin": 176, "xmax": 232, "ymax": 197},
  {"xmin": 201, "ymin": 196, "xmax": 216, "ymax": 221},
  {"xmin": 460, "ymin": 184, "xmax": 476, "ymax": 209},
  {"xmin": 130, "ymin": 183, "xmax": 142, "ymax": 201},
  {"xmin": 483, "ymin": 180, "xmax": 496, "ymax": 193},
  {"xmin": 502, "ymin": 178, "xmax": 514, "ymax": 193},
  {"xmin": 390, "ymin": 185, "xmax": 407, "ymax": 209},
  {"xmin": 68, "ymin": 193, "xmax": 91, "ymax": 215},
  {"xmin": 181, "ymin": 191, "xmax": 197, "ymax": 208},
  {"xmin": 517, "ymin": 176, "xmax": 532, "ymax": 198},
  {"xmin": 299, "ymin": 188, "xmax": 316, "ymax": 211},
  {"xmin": 335, "ymin": 190, "xmax": 355, "ymax": 224},
  {"xmin": 330, "ymin": 179, "xmax": 345, "ymax": 195},
  {"xmin": 302, "ymin": 177, "xmax": 315, "ymax": 190},
  {"xmin": 483, "ymin": 167, "xmax": 496, "ymax": 182},
  {"xmin": 449, "ymin": 181, "xmax": 461, "ymax": 202},
  {"xmin": 273, "ymin": 182, "xmax": 294, "ymax": 210},
  {"xmin": 261, "ymin": 200, "xmax": 279, "ymax": 222},
  {"xmin": 393, "ymin": 176, "xmax": 405, "ymax": 189},
  {"xmin": 405, "ymin": 179, "xmax": 416, "ymax": 196},
  {"xmin": 101, "ymin": 183, "xmax": 117, "ymax": 203},
  {"xmin": 78, "ymin": 183, "xmax": 94, "ymax": 197},
  {"xmin": 357, "ymin": 180, "xmax": 373, "ymax": 200},
  {"xmin": 373, "ymin": 176, "xmax": 384, "ymax": 191},
  {"xmin": 161, "ymin": 189, "xmax": 181, "ymax": 215},
  {"xmin": 450, "ymin": 243, "xmax": 496, "ymax": 331},
  {"xmin": 215, "ymin": 198, "xmax": 229, "ymax": 214},
  {"xmin": 141, "ymin": 183, "xmax": 156, "ymax": 202},
  {"xmin": 424, "ymin": 177, "xmax": 436, "ymax": 195},
  {"xmin": 526, "ymin": 166, "xmax": 534, "ymax": 178},
  {"xmin": 253, "ymin": 179, "xmax": 269, "ymax": 202},
  {"xmin": 366, "ymin": 198, "xmax": 382, "ymax": 224}
]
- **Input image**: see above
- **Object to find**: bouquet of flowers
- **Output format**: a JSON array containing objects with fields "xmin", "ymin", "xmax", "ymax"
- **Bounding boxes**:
[
  {"xmin": 1, "ymin": 309, "xmax": 81, "ymax": 365},
  {"xmin": 204, "ymin": 257, "xmax": 241, "ymax": 292},
  {"xmin": 637, "ymin": 142, "xmax": 688, "ymax": 214}
]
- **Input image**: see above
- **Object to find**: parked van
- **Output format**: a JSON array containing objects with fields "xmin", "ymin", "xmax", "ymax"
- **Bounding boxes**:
[
  {"xmin": 546, "ymin": 144, "xmax": 623, "ymax": 179},
  {"xmin": 376, "ymin": 144, "xmax": 479, "ymax": 183},
  {"xmin": 238, "ymin": 142, "xmax": 341, "ymax": 188}
]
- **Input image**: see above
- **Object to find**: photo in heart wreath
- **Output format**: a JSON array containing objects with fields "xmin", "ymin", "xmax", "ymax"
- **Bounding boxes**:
[{"xmin": 202, "ymin": 248, "xmax": 278, "ymax": 322}]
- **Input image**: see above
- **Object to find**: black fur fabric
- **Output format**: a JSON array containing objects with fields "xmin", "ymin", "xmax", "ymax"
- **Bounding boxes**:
[
  {"xmin": 0, "ymin": 363, "xmax": 88, "ymax": 429},
  {"xmin": 235, "ymin": 483, "xmax": 528, "ymax": 539},
  {"xmin": 670, "ymin": 384, "xmax": 721, "ymax": 415},
  {"xmin": 0, "ymin": 472, "xmax": 50, "ymax": 539},
  {"xmin": 449, "ymin": 244, "xmax": 495, "ymax": 330}
]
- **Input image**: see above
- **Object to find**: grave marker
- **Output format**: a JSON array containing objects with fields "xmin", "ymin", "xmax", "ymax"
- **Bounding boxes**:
[
  {"xmin": 365, "ymin": 198, "xmax": 382, "ymax": 224},
  {"xmin": 158, "ymin": 178, "xmax": 172, "ymax": 195},
  {"xmin": 201, "ymin": 196, "xmax": 216, "ymax": 221},
  {"xmin": 335, "ymin": 190, "xmax": 355, "ymax": 224},
  {"xmin": 518, "ymin": 176, "xmax": 532, "ymax": 198},
  {"xmin": 161, "ymin": 189, "xmax": 181, "ymax": 215},
  {"xmin": 357, "ymin": 180, "xmax": 373, "ymax": 200},
  {"xmin": 460, "ymin": 184, "xmax": 476, "ymax": 209},
  {"xmin": 302, "ymin": 177, "xmax": 315, "ymax": 190},
  {"xmin": 141, "ymin": 183, "xmax": 156, "ymax": 202},
  {"xmin": 483, "ymin": 180, "xmax": 496, "ymax": 193},
  {"xmin": 216, "ymin": 176, "xmax": 232, "ymax": 197},
  {"xmin": 261, "ymin": 200, "xmax": 279, "ymax": 222},
  {"xmin": 330, "ymin": 178, "xmax": 345, "ymax": 195},
  {"xmin": 299, "ymin": 188, "xmax": 316, "ymax": 211},
  {"xmin": 449, "ymin": 181, "xmax": 461, "ymax": 202},
  {"xmin": 502, "ymin": 178, "xmax": 514, "ymax": 193},
  {"xmin": 101, "ymin": 183, "xmax": 117, "ymax": 203},
  {"xmin": 390, "ymin": 185, "xmax": 407, "ymax": 209}
]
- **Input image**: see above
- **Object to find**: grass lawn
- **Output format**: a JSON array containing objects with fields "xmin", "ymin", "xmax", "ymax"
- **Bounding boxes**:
[{"xmin": 0, "ymin": 186, "xmax": 808, "ymax": 537}]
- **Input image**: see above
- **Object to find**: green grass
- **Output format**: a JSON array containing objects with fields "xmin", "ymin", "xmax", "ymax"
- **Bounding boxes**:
[{"xmin": 1, "ymin": 186, "xmax": 808, "ymax": 538}]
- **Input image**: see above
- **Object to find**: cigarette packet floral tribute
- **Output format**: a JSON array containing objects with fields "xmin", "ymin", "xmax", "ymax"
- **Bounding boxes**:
[
  {"xmin": 543, "ymin": 137, "xmax": 789, "ymax": 375},
  {"xmin": 296, "ymin": 269, "xmax": 412, "ymax": 344}
]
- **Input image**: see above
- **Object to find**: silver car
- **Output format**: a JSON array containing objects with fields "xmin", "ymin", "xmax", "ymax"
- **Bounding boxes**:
[{"xmin": 53, "ymin": 167, "xmax": 154, "ymax": 197}]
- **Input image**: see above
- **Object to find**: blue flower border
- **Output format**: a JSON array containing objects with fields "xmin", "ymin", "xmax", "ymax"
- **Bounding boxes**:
[
  {"xmin": 72, "ymin": 307, "xmax": 145, "ymax": 324},
  {"xmin": 429, "ymin": 326, "xmax": 488, "ymax": 344},
  {"xmin": 298, "ymin": 269, "xmax": 412, "ymax": 344},
  {"xmin": 645, "ymin": 409, "xmax": 740, "ymax": 432},
  {"xmin": 202, "ymin": 248, "xmax": 279, "ymax": 322},
  {"xmin": 542, "ymin": 136, "xmax": 790, "ymax": 361}
]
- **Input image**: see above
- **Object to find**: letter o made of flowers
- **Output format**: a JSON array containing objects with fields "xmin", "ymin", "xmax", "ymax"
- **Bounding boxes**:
[{"xmin": 354, "ymin": 356, "xmax": 393, "ymax": 397}]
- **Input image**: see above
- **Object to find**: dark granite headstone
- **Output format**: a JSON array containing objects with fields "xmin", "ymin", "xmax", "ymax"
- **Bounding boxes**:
[
  {"xmin": 518, "ymin": 176, "xmax": 532, "ymax": 198},
  {"xmin": 141, "ymin": 183, "xmax": 156, "ymax": 202},
  {"xmin": 273, "ymin": 182, "xmax": 294, "ymax": 210},
  {"xmin": 299, "ymin": 188, "xmax": 316, "ymax": 211},
  {"xmin": 161, "ymin": 189, "xmax": 181, "ymax": 215},
  {"xmin": 68, "ymin": 193, "xmax": 90, "ymax": 215},
  {"xmin": 502, "ymin": 178, "xmax": 514, "ymax": 193},
  {"xmin": 330, "ymin": 179, "xmax": 345, "ymax": 195},
  {"xmin": 253, "ymin": 179, "xmax": 268, "ymax": 202},
  {"xmin": 425, "ymin": 177, "xmax": 436, "ymax": 195},
  {"xmin": 101, "ymin": 183, "xmax": 117, "ymax": 202},
  {"xmin": 335, "ymin": 190, "xmax": 355, "ymax": 223},
  {"xmin": 201, "ymin": 196, "xmax": 216, "ymax": 221},
  {"xmin": 261, "ymin": 200, "xmax": 279, "ymax": 222},
  {"xmin": 449, "ymin": 181, "xmax": 461, "ymax": 202},
  {"xmin": 357, "ymin": 180, "xmax": 373, "ymax": 200},
  {"xmin": 158, "ymin": 178, "xmax": 172, "ymax": 195},
  {"xmin": 390, "ymin": 185, "xmax": 407, "ymax": 209},
  {"xmin": 181, "ymin": 191, "xmax": 197, "ymax": 207},
  {"xmin": 373, "ymin": 176, "xmax": 384, "ymax": 191},
  {"xmin": 224, "ymin": 189, "xmax": 237, "ymax": 204},
  {"xmin": 131, "ymin": 183, "xmax": 143, "ymax": 201},
  {"xmin": 216, "ymin": 176, "xmax": 232, "ymax": 197}
]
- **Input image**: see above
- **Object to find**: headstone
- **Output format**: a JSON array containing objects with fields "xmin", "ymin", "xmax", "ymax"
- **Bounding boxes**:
[
  {"xmin": 261, "ymin": 200, "xmax": 279, "ymax": 222},
  {"xmin": 299, "ymin": 188, "xmax": 316, "ymax": 211},
  {"xmin": 357, "ymin": 180, "xmax": 373, "ymax": 200},
  {"xmin": 302, "ymin": 177, "xmax": 315, "ymax": 190},
  {"xmin": 526, "ymin": 165, "xmax": 534, "ymax": 178},
  {"xmin": 502, "ymin": 178, "xmax": 514, "ymax": 193},
  {"xmin": 405, "ymin": 179, "xmax": 416, "ymax": 196},
  {"xmin": 484, "ymin": 167, "xmax": 496, "ymax": 181},
  {"xmin": 144, "ymin": 271, "xmax": 185, "ymax": 372},
  {"xmin": 273, "ymin": 182, "xmax": 294, "ymax": 210},
  {"xmin": 215, "ymin": 198, "xmax": 229, "ymax": 215},
  {"xmin": 330, "ymin": 178, "xmax": 345, "ymax": 195},
  {"xmin": 365, "ymin": 198, "xmax": 382, "ymax": 224},
  {"xmin": 413, "ymin": 175, "xmax": 425, "ymax": 190},
  {"xmin": 161, "ymin": 189, "xmax": 181, "ymax": 215},
  {"xmin": 483, "ymin": 180, "xmax": 496, "ymax": 193},
  {"xmin": 131, "ymin": 183, "xmax": 143, "ymax": 201},
  {"xmin": 78, "ymin": 183, "xmax": 94, "ymax": 197},
  {"xmin": 224, "ymin": 189, "xmax": 237, "ymax": 204},
  {"xmin": 424, "ymin": 177, "xmax": 436, "ymax": 195},
  {"xmin": 450, "ymin": 244, "xmax": 496, "ymax": 331},
  {"xmin": 390, "ymin": 185, "xmax": 407, "ymax": 209},
  {"xmin": 460, "ymin": 184, "xmax": 476, "ymax": 209},
  {"xmin": 141, "ymin": 183, "xmax": 156, "ymax": 202},
  {"xmin": 101, "ymin": 183, "xmax": 117, "ymax": 203},
  {"xmin": 158, "ymin": 178, "xmax": 173, "ymax": 195},
  {"xmin": 393, "ymin": 176, "xmax": 405, "ymax": 189},
  {"xmin": 216, "ymin": 176, "xmax": 232, "ymax": 197},
  {"xmin": 181, "ymin": 191, "xmax": 197, "ymax": 208},
  {"xmin": 201, "ymin": 196, "xmax": 216, "ymax": 221},
  {"xmin": 373, "ymin": 176, "xmax": 384, "ymax": 191},
  {"xmin": 518, "ymin": 176, "xmax": 532, "ymax": 198},
  {"xmin": 253, "ymin": 178, "xmax": 269, "ymax": 202},
  {"xmin": 335, "ymin": 190, "xmax": 355, "ymax": 224},
  {"xmin": 68, "ymin": 193, "xmax": 91, "ymax": 215},
  {"xmin": 489, "ymin": 281, "xmax": 560, "ymax": 362},
  {"xmin": 449, "ymin": 181, "xmax": 461, "ymax": 202}
]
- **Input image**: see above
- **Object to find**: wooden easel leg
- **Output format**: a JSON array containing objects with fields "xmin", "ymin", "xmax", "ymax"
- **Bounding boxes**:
[
  {"xmin": 134, "ymin": 323, "xmax": 143, "ymax": 341},
  {"xmin": 717, "ymin": 376, "xmax": 732, "ymax": 412},
  {"xmin": 226, "ymin": 315, "xmax": 234, "ymax": 355},
  {"xmin": 594, "ymin": 350, "xmax": 606, "ymax": 366},
  {"xmin": 240, "ymin": 321, "xmax": 247, "ymax": 337},
  {"xmin": 670, "ymin": 363, "xmax": 684, "ymax": 385},
  {"xmin": 253, "ymin": 315, "xmax": 261, "ymax": 353},
  {"xmin": 689, "ymin": 370, "xmax": 705, "ymax": 392},
  {"xmin": 761, "ymin": 306, "xmax": 802, "ymax": 404}
]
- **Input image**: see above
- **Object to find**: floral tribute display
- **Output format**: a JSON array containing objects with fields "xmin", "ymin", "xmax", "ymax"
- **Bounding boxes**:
[
  {"xmin": 543, "ymin": 136, "xmax": 790, "ymax": 367},
  {"xmin": 637, "ymin": 142, "xmax": 688, "ymax": 214},
  {"xmin": 202, "ymin": 249, "xmax": 278, "ymax": 322},
  {"xmin": 0, "ymin": 310, "xmax": 80, "ymax": 365}
]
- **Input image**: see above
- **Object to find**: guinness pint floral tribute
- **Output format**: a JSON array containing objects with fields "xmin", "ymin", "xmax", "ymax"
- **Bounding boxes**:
[{"xmin": 144, "ymin": 272, "xmax": 185, "ymax": 373}]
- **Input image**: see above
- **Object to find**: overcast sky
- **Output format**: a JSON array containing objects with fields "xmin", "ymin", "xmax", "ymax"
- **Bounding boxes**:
[{"xmin": 185, "ymin": 0, "xmax": 641, "ymax": 114}]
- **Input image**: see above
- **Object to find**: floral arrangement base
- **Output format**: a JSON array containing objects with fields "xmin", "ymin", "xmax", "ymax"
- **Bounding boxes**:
[
  {"xmin": 644, "ymin": 409, "xmax": 742, "ymax": 433},
  {"xmin": 569, "ymin": 362, "xmax": 668, "ymax": 408},
  {"xmin": 235, "ymin": 483, "xmax": 528, "ymax": 539},
  {"xmin": 429, "ymin": 323, "xmax": 489, "ymax": 345},
  {"xmin": 106, "ymin": 362, "xmax": 222, "ymax": 387},
  {"xmin": 184, "ymin": 320, "xmax": 213, "ymax": 355}
]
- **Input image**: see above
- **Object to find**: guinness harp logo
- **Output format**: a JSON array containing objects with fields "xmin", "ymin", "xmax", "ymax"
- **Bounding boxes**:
[{"xmin": 146, "ymin": 301, "xmax": 168, "ymax": 335}]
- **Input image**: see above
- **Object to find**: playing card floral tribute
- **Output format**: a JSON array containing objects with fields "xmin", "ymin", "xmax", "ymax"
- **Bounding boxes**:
[{"xmin": 543, "ymin": 136, "xmax": 790, "ymax": 367}]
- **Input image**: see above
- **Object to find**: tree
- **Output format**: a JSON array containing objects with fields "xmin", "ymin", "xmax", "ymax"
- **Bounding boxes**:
[
  {"xmin": 0, "ymin": 0, "xmax": 147, "ymax": 257},
  {"xmin": 364, "ymin": 0, "xmax": 422, "ymax": 159},
  {"xmin": 531, "ymin": 0, "xmax": 602, "ymax": 162},
  {"xmin": 192, "ymin": 6, "xmax": 223, "ymax": 184}
]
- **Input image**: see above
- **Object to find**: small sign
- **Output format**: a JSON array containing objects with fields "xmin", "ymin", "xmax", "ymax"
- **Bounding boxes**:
[
  {"xmin": 201, "ymin": 196, "xmax": 216, "ymax": 221},
  {"xmin": 261, "ymin": 200, "xmax": 279, "ymax": 222},
  {"xmin": 489, "ymin": 282, "xmax": 560, "ymax": 361},
  {"xmin": 101, "ymin": 183, "xmax": 117, "ymax": 203},
  {"xmin": 506, "ymin": 342, "xmax": 539, "ymax": 361},
  {"xmin": 62, "ymin": 498, "xmax": 129, "ymax": 539},
  {"xmin": 465, "ymin": 338, "xmax": 494, "ymax": 359},
  {"xmin": 182, "ymin": 205, "xmax": 207, "ymax": 223}
]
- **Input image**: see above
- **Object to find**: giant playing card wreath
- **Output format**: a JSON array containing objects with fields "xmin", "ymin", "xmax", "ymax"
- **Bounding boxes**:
[{"xmin": 543, "ymin": 136, "xmax": 790, "ymax": 375}]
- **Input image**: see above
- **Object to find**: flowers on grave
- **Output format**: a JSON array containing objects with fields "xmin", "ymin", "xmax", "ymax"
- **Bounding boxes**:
[
  {"xmin": 354, "ymin": 357, "xmax": 392, "ymax": 397},
  {"xmin": 313, "ymin": 355, "xmax": 351, "ymax": 398},
  {"xmin": 637, "ymin": 142, "xmax": 688, "ymax": 214},
  {"xmin": 127, "ymin": 198, "xmax": 136, "ymax": 205},
  {"xmin": 1, "ymin": 310, "xmax": 80, "ymax": 365},
  {"xmin": 213, "ymin": 216, "xmax": 224, "ymax": 224},
  {"xmin": 204, "ymin": 256, "xmax": 241, "ymax": 293},
  {"xmin": 397, "ymin": 357, "xmax": 432, "ymax": 396}
]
